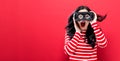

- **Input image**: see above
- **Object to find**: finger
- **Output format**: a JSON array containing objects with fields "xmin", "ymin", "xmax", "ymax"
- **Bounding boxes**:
[
  {"xmin": 73, "ymin": 13, "xmax": 76, "ymax": 25},
  {"xmin": 90, "ymin": 11, "xmax": 97, "ymax": 21}
]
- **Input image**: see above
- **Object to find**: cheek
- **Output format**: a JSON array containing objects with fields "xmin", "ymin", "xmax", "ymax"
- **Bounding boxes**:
[
  {"xmin": 85, "ymin": 22, "xmax": 90, "ymax": 26},
  {"xmin": 77, "ymin": 21, "xmax": 81, "ymax": 25}
]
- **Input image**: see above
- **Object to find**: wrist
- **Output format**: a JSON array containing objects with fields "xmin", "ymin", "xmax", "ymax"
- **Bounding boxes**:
[
  {"xmin": 91, "ymin": 21, "xmax": 97, "ymax": 25},
  {"xmin": 91, "ymin": 21, "xmax": 96, "ymax": 24}
]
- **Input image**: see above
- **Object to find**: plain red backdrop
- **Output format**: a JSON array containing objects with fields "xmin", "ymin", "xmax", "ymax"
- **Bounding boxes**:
[{"xmin": 0, "ymin": 0, "xmax": 120, "ymax": 61}]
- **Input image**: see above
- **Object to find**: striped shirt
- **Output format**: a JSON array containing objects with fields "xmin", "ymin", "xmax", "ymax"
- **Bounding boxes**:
[{"xmin": 64, "ymin": 22, "xmax": 107, "ymax": 61}]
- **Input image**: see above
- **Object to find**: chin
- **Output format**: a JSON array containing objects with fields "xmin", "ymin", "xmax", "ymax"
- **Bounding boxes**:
[{"xmin": 81, "ymin": 28, "xmax": 87, "ymax": 31}]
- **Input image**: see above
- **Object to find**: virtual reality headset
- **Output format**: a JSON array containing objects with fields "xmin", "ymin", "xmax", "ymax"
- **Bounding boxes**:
[{"xmin": 74, "ymin": 12, "xmax": 95, "ymax": 21}]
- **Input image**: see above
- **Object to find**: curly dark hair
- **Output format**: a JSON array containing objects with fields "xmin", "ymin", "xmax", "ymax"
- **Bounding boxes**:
[{"xmin": 65, "ymin": 6, "xmax": 107, "ymax": 48}]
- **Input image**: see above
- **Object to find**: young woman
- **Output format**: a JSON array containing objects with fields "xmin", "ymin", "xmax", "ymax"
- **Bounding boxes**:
[{"xmin": 64, "ymin": 6, "xmax": 107, "ymax": 61}]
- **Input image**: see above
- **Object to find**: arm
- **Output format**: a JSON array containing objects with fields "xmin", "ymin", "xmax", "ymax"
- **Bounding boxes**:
[
  {"xmin": 64, "ymin": 31, "xmax": 84, "ymax": 56},
  {"xmin": 64, "ymin": 13, "xmax": 84, "ymax": 56},
  {"xmin": 91, "ymin": 22, "xmax": 107, "ymax": 48}
]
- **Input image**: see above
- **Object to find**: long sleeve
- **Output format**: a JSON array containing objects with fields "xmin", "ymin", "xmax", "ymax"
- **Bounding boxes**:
[
  {"xmin": 91, "ymin": 22, "xmax": 107, "ymax": 48},
  {"xmin": 64, "ymin": 31, "xmax": 85, "ymax": 56}
]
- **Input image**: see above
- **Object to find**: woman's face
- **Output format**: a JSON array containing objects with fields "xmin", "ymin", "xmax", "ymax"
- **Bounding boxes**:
[{"xmin": 77, "ymin": 9, "xmax": 90, "ymax": 31}]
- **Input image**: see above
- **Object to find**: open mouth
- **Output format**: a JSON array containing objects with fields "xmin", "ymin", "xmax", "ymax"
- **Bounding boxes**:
[{"xmin": 81, "ymin": 21, "xmax": 86, "ymax": 27}]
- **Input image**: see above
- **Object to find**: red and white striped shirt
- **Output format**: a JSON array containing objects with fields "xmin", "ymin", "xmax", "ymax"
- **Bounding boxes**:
[{"xmin": 64, "ymin": 22, "xmax": 107, "ymax": 61}]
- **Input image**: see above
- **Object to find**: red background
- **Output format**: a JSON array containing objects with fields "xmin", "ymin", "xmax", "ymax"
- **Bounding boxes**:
[{"xmin": 0, "ymin": 0, "xmax": 120, "ymax": 61}]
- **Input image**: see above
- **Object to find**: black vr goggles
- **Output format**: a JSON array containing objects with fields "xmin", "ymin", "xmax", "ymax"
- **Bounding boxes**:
[{"xmin": 74, "ymin": 12, "xmax": 95, "ymax": 21}]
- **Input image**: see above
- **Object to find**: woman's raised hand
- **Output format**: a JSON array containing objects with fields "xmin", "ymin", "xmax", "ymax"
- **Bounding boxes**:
[
  {"xmin": 73, "ymin": 14, "xmax": 81, "ymax": 32},
  {"xmin": 90, "ymin": 11, "xmax": 97, "ymax": 24}
]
